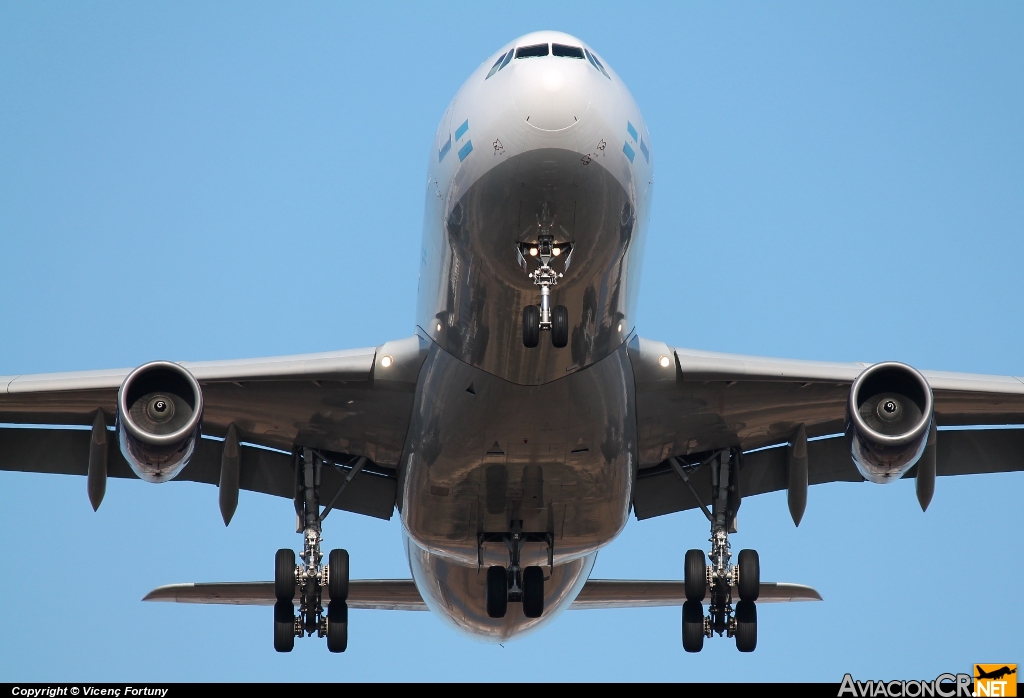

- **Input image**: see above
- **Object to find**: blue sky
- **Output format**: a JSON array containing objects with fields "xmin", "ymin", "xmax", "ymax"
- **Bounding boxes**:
[{"xmin": 1, "ymin": 1, "xmax": 1021, "ymax": 682}]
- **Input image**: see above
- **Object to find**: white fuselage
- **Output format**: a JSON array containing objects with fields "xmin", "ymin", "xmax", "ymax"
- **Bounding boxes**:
[{"xmin": 401, "ymin": 31, "xmax": 654, "ymax": 641}]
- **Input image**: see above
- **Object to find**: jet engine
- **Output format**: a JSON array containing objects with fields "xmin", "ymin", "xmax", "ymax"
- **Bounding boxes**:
[
  {"xmin": 846, "ymin": 361, "xmax": 933, "ymax": 484},
  {"xmin": 117, "ymin": 361, "xmax": 203, "ymax": 483}
]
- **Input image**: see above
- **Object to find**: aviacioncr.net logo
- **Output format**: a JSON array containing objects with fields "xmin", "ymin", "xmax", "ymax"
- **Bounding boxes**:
[
  {"xmin": 838, "ymin": 673, "xmax": 973, "ymax": 697},
  {"xmin": 974, "ymin": 665, "xmax": 1017, "ymax": 697}
]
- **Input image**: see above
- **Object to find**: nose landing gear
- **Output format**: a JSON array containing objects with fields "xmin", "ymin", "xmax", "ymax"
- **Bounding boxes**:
[
  {"xmin": 672, "ymin": 450, "xmax": 760, "ymax": 653},
  {"xmin": 517, "ymin": 227, "xmax": 572, "ymax": 349},
  {"xmin": 273, "ymin": 447, "xmax": 353, "ymax": 653}
]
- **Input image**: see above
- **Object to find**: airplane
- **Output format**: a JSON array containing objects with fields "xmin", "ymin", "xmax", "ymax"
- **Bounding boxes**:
[
  {"xmin": 2, "ymin": 29, "xmax": 1023, "ymax": 655},
  {"xmin": 975, "ymin": 667, "xmax": 1017, "ymax": 681}
]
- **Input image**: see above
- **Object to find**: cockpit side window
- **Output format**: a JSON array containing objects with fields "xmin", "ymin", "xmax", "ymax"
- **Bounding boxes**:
[
  {"xmin": 552, "ymin": 44, "xmax": 584, "ymax": 59},
  {"xmin": 584, "ymin": 48, "xmax": 611, "ymax": 79},
  {"xmin": 486, "ymin": 51, "xmax": 509, "ymax": 79},
  {"xmin": 515, "ymin": 43, "xmax": 549, "ymax": 59},
  {"xmin": 498, "ymin": 49, "xmax": 514, "ymax": 71}
]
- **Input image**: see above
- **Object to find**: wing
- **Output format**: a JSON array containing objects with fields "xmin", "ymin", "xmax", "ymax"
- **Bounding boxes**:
[
  {"xmin": 0, "ymin": 335, "xmax": 428, "ymax": 519},
  {"xmin": 628, "ymin": 336, "xmax": 1024, "ymax": 519}
]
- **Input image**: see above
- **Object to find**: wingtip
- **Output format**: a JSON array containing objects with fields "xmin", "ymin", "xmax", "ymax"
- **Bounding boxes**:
[
  {"xmin": 799, "ymin": 585, "xmax": 823, "ymax": 602},
  {"xmin": 764, "ymin": 582, "xmax": 823, "ymax": 602},
  {"xmin": 142, "ymin": 583, "xmax": 188, "ymax": 602}
]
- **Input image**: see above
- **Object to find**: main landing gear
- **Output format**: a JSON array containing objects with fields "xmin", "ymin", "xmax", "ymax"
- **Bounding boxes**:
[
  {"xmin": 273, "ymin": 447, "xmax": 352, "ymax": 653},
  {"xmin": 481, "ymin": 520, "xmax": 552, "ymax": 620},
  {"xmin": 517, "ymin": 207, "xmax": 573, "ymax": 349},
  {"xmin": 671, "ymin": 450, "xmax": 760, "ymax": 653}
]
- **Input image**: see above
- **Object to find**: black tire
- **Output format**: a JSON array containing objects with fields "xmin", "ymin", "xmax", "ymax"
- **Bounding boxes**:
[
  {"xmin": 327, "ymin": 601, "xmax": 348, "ymax": 653},
  {"xmin": 273, "ymin": 600, "xmax": 295, "ymax": 653},
  {"xmin": 735, "ymin": 600, "xmax": 757, "ymax": 652},
  {"xmin": 737, "ymin": 549, "xmax": 760, "ymax": 602},
  {"xmin": 551, "ymin": 305, "xmax": 569, "ymax": 348},
  {"xmin": 684, "ymin": 549, "xmax": 707, "ymax": 602},
  {"xmin": 682, "ymin": 600, "xmax": 704, "ymax": 653},
  {"xmin": 522, "ymin": 566, "xmax": 544, "ymax": 619},
  {"xmin": 274, "ymin": 549, "xmax": 295, "ymax": 602},
  {"xmin": 486, "ymin": 565, "xmax": 508, "ymax": 619},
  {"xmin": 523, "ymin": 306, "xmax": 540, "ymax": 348},
  {"xmin": 328, "ymin": 549, "xmax": 349, "ymax": 602}
]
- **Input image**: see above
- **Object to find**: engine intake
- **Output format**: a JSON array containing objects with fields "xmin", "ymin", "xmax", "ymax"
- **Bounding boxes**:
[
  {"xmin": 117, "ymin": 361, "xmax": 203, "ymax": 483},
  {"xmin": 847, "ymin": 362, "xmax": 933, "ymax": 484}
]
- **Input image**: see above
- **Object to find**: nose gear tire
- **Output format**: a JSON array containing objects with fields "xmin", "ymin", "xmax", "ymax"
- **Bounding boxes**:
[
  {"xmin": 682, "ymin": 600, "xmax": 705, "ymax": 652},
  {"xmin": 273, "ymin": 600, "xmax": 295, "ymax": 652},
  {"xmin": 551, "ymin": 305, "xmax": 569, "ymax": 348},
  {"xmin": 735, "ymin": 600, "xmax": 757, "ymax": 652},
  {"xmin": 486, "ymin": 565, "xmax": 508, "ymax": 618},
  {"xmin": 275, "ymin": 548, "xmax": 295, "ymax": 602},
  {"xmin": 522, "ymin": 565, "xmax": 545, "ymax": 618},
  {"xmin": 522, "ymin": 306, "xmax": 540, "ymax": 348},
  {"xmin": 684, "ymin": 549, "xmax": 707, "ymax": 602},
  {"xmin": 327, "ymin": 601, "xmax": 348, "ymax": 653},
  {"xmin": 328, "ymin": 549, "xmax": 349, "ymax": 602},
  {"xmin": 737, "ymin": 549, "xmax": 759, "ymax": 602}
]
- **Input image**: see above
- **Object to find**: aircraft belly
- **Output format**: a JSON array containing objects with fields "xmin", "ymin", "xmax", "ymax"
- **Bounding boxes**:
[{"xmin": 400, "ymin": 342, "xmax": 637, "ymax": 568}]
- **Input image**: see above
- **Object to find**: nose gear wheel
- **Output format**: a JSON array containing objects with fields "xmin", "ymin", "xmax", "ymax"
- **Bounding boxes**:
[{"xmin": 522, "ymin": 305, "xmax": 540, "ymax": 348}]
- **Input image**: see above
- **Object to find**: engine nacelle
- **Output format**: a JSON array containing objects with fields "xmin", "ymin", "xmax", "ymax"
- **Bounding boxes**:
[
  {"xmin": 846, "ymin": 361, "xmax": 933, "ymax": 484},
  {"xmin": 117, "ymin": 361, "xmax": 203, "ymax": 483}
]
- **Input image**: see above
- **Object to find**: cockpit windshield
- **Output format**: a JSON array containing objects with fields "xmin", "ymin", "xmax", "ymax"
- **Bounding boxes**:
[
  {"xmin": 552, "ymin": 44, "xmax": 584, "ymax": 59},
  {"xmin": 489, "ymin": 42, "xmax": 600, "ymax": 81},
  {"xmin": 515, "ymin": 43, "xmax": 549, "ymax": 59}
]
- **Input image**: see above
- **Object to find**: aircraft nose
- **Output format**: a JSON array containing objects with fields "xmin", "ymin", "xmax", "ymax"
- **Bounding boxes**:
[{"xmin": 512, "ymin": 60, "xmax": 590, "ymax": 132}]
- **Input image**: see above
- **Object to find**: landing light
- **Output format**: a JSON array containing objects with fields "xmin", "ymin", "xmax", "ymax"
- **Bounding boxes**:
[
  {"xmin": 436, "ymin": 322, "xmax": 442, "ymax": 331},
  {"xmin": 553, "ymin": 247, "xmax": 561, "ymax": 257},
  {"xmin": 659, "ymin": 355, "xmax": 671, "ymax": 368},
  {"xmin": 380, "ymin": 356, "xmax": 393, "ymax": 369},
  {"xmin": 529, "ymin": 247, "xmax": 538, "ymax": 257}
]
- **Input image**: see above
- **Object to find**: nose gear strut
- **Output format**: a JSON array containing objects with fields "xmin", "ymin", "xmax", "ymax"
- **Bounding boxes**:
[{"xmin": 671, "ymin": 449, "xmax": 760, "ymax": 653}]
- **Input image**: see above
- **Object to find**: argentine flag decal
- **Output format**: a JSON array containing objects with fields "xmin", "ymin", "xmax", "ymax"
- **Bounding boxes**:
[{"xmin": 455, "ymin": 119, "xmax": 473, "ymax": 162}]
